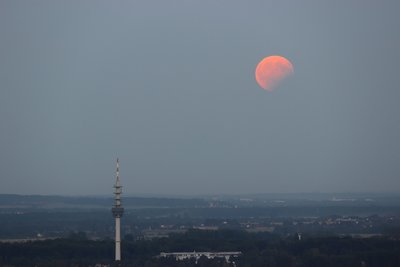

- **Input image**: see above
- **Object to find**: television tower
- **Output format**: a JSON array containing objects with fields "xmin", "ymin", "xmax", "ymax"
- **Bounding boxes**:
[{"xmin": 111, "ymin": 158, "xmax": 124, "ymax": 262}]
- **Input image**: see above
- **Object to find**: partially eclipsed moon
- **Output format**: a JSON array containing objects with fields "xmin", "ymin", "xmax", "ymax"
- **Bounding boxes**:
[{"xmin": 255, "ymin": 55, "xmax": 294, "ymax": 92}]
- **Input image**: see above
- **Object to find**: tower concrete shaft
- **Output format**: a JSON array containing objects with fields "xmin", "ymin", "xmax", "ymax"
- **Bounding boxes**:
[{"xmin": 112, "ymin": 158, "xmax": 124, "ymax": 262}]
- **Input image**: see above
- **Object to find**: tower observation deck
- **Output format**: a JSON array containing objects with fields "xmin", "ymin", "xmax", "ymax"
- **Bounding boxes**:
[{"xmin": 112, "ymin": 158, "xmax": 124, "ymax": 262}]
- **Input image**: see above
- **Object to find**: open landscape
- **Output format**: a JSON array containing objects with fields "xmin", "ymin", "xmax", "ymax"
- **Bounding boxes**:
[
  {"xmin": 1, "ymin": 1, "xmax": 400, "ymax": 266},
  {"xmin": 1, "ymin": 193, "xmax": 400, "ymax": 266}
]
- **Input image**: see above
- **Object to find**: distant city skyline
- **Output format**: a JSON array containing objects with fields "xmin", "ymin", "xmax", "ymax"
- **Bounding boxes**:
[{"xmin": 0, "ymin": 1, "xmax": 399, "ymax": 195}]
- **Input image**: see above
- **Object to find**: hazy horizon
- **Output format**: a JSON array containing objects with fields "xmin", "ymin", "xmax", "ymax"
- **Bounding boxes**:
[
  {"xmin": 2, "ymin": 191, "xmax": 400, "ymax": 200},
  {"xmin": 1, "ymin": 1, "xmax": 399, "ymax": 195}
]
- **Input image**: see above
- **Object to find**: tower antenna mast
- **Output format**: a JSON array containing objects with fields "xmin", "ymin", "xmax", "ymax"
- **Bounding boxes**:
[{"xmin": 112, "ymin": 158, "xmax": 124, "ymax": 262}]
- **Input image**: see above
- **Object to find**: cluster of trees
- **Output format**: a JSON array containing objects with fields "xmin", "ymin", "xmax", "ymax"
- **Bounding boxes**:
[{"xmin": 1, "ymin": 230, "xmax": 400, "ymax": 267}]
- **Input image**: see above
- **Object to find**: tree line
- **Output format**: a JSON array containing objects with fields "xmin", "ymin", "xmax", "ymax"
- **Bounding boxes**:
[{"xmin": 1, "ymin": 230, "xmax": 400, "ymax": 267}]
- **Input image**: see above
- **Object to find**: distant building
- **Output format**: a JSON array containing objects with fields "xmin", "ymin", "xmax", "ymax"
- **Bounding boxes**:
[
  {"xmin": 193, "ymin": 226, "xmax": 219, "ymax": 231},
  {"xmin": 159, "ymin": 251, "xmax": 242, "ymax": 263}
]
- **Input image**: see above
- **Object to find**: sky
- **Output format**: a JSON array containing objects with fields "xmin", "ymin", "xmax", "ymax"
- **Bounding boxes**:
[{"xmin": 0, "ymin": 1, "xmax": 399, "ymax": 195}]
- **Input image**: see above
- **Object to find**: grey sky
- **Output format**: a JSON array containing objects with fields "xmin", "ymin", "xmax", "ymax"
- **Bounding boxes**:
[{"xmin": 0, "ymin": 1, "xmax": 399, "ymax": 195}]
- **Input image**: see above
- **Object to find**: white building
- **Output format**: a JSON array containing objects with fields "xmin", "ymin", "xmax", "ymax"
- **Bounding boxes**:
[{"xmin": 159, "ymin": 251, "xmax": 242, "ymax": 263}]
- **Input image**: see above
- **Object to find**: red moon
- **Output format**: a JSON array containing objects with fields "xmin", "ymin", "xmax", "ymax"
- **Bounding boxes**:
[{"xmin": 255, "ymin": 55, "xmax": 294, "ymax": 92}]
